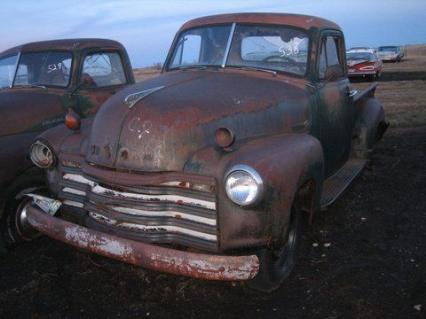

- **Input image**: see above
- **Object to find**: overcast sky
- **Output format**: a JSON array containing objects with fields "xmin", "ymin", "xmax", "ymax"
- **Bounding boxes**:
[{"xmin": 0, "ymin": 0, "xmax": 425, "ymax": 67}]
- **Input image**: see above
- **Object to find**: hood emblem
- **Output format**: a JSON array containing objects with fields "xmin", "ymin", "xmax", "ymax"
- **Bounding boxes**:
[{"xmin": 124, "ymin": 86, "xmax": 165, "ymax": 109}]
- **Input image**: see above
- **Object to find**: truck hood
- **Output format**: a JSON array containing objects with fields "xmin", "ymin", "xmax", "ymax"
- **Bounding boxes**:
[
  {"xmin": 86, "ymin": 70, "xmax": 310, "ymax": 172},
  {"xmin": 347, "ymin": 59, "xmax": 369, "ymax": 67}
]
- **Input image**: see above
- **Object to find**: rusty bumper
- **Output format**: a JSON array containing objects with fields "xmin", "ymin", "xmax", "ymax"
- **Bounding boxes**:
[{"xmin": 25, "ymin": 205, "xmax": 259, "ymax": 281}]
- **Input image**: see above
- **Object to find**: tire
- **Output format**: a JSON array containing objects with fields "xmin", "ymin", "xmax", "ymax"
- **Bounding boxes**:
[
  {"xmin": 248, "ymin": 203, "xmax": 303, "ymax": 292},
  {"xmin": 0, "ymin": 172, "xmax": 46, "ymax": 248}
]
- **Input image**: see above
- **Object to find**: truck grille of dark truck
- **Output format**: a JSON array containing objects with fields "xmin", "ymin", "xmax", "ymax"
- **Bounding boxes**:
[{"xmin": 57, "ymin": 167, "xmax": 218, "ymax": 251}]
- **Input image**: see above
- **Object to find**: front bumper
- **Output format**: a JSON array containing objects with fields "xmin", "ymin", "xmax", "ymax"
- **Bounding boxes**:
[
  {"xmin": 348, "ymin": 69, "xmax": 376, "ymax": 77},
  {"xmin": 26, "ymin": 204, "xmax": 260, "ymax": 281},
  {"xmin": 379, "ymin": 56, "xmax": 398, "ymax": 62}
]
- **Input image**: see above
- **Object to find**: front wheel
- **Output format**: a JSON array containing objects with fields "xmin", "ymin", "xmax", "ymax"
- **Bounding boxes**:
[
  {"xmin": 248, "ymin": 204, "xmax": 303, "ymax": 292},
  {"xmin": 0, "ymin": 174, "xmax": 46, "ymax": 248}
]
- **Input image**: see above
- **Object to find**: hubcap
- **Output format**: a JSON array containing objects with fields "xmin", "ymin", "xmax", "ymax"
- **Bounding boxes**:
[{"xmin": 14, "ymin": 199, "xmax": 40, "ymax": 241}]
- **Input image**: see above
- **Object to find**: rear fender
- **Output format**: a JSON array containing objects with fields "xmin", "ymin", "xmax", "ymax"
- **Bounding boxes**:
[{"xmin": 353, "ymin": 96, "xmax": 387, "ymax": 157}]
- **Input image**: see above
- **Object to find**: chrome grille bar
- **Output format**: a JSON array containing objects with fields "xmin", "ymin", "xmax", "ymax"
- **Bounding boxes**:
[{"xmin": 59, "ymin": 172, "xmax": 218, "ymax": 249}]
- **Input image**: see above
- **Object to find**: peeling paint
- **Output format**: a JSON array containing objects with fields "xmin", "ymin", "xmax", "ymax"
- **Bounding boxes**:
[
  {"xmin": 91, "ymin": 184, "xmax": 216, "ymax": 210},
  {"xmin": 64, "ymin": 225, "xmax": 135, "ymax": 258}
]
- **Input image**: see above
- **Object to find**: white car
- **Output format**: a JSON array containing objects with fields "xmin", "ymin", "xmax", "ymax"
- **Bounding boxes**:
[{"xmin": 378, "ymin": 46, "xmax": 404, "ymax": 62}]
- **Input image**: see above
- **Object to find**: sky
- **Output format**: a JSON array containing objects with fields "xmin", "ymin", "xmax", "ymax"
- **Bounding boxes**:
[{"xmin": 0, "ymin": 0, "xmax": 425, "ymax": 67}]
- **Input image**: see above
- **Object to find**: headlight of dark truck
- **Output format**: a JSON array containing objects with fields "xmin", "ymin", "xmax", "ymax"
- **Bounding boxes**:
[
  {"xmin": 225, "ymin": 164, "xmax": 264, "ymax": 206},
  {"xmin": 30, "ymin": 140, "xmax": 56, "ymax": 169}
]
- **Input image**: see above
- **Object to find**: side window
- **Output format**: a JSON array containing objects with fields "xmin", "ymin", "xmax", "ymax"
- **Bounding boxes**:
[
  {"xmin": 81, "ymin": 52, "xmax": 127, "ymax": 88},
  {"xmin": 325, "ymin": 37, "xmax": 340, "ymax": 67},
  {"xmin": 319, "ymin": 35, "xmax": 344, "ymax": 80}
]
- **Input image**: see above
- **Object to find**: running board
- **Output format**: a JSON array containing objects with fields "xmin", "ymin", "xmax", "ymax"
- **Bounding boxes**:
[{"xmin": 320, "ymin": 158, "xmax": 367, "ymax": 209}]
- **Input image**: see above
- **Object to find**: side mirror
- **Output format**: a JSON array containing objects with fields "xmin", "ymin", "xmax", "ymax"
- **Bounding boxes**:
[{"xmin": 325, "ymin": 65, "xmax": 343, "ymax": 82}]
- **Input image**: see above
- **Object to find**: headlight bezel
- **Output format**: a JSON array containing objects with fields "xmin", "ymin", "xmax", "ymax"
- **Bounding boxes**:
[
  {"xmin": 30, "ymin": 140, "xmax": 56, "ymax": 169},
  {"xmin": 224, "ymin": 164, "xmax": 264, "ymax": 207}
]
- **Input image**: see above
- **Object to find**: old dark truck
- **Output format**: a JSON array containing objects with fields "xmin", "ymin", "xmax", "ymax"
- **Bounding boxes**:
[
  {"xmin": 0, "ymin": 39, "xmax": 134, "ymax": 246},
  {"xmin": 20, "ymin": 14, "xmax": 387, "ymax": 291}
]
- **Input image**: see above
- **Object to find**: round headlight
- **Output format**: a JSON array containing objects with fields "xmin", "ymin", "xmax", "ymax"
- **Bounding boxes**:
[
  {"xmin": 30, "ymin": 140, "xmax": 55, "ymax": 168},
  {"xmin": 225, "ymin": 165, "xmax": 264, "ymax": 206}
]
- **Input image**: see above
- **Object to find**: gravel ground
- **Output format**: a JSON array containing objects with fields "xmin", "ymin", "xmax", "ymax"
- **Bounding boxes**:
[
  {"xmin": 0, "ymin": 126, "xmax": 425, "ymax": 319},
  {"xmin": 1, "ymin": 53, "xmax": 425, "ymax": 319}
]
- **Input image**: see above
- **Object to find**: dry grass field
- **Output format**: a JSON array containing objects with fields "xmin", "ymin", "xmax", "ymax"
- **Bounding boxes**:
[
  {"xmin": 0, "ymin": 46, "xmax": 424, "ymax": 319},
  {"xmin": 352, "ymin": 45, "xmax": 426, "ymax": 127},
  {"xmin": 133, "ymin": 68, "xmax": 161, "ymax": 82}
]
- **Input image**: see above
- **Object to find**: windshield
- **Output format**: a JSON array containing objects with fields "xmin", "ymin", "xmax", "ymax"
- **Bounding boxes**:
[
  {"xmin": 346, "ymin": 52, "xmax": 376, "ymax": 61},
  {"xmin": 0, "ymin": 54, "xmax": 18, "ymax": 88},
  {"xmin": 349, "ymin": 47, "xmax": 369, "ymax": 51},
  {"xmin": 168, "ymin": 24, "xmax": 309, "ymax": 76},
  {"xmin": 379, "ymin": 46, "xmax": 398, "ymax": 52},
  {"xmin": 169, "ymin": 25, "xmax": 231, "ymax": 68},
  {"xmin": 14, "ymin": 51, "xmax": 73, "ymax": 87}
]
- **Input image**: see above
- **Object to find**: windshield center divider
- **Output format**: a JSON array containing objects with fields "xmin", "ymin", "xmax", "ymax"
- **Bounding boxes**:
[
  {"xmin": 222, "ymin": 22, "xmax": 236, "ymax": 68},
  {"xmin": 10, "ymin": 51, "xmax": 21, "ymax": 88}
]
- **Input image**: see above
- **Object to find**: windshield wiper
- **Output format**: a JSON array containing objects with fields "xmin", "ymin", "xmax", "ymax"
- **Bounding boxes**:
[
  {"xmin": 13, "ymin": 84, "xmax": 47, "ymax": 89},
  {"xmin": 227, "ymin": 65, "xmax": 277, "ymax": 76}
]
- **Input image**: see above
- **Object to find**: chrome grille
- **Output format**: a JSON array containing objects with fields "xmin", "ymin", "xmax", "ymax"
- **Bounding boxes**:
[{"xmin": 58, "ymin": 170, "xmax": 218, "ymax": 251}]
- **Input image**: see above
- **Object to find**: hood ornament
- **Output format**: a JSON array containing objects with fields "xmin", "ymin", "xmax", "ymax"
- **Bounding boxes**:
[{"xmin": 124, "ymin": 86, "xmax": 165, "ymax": 109}]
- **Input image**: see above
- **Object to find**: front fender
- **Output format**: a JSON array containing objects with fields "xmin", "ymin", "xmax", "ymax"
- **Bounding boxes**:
[
  {"xmin": 36, "ymin": 118, "xmax": 93, "ymax": 156},
  {"xmin": 185, "ymin": 133, "xmax": 324, "ymax": 251}
]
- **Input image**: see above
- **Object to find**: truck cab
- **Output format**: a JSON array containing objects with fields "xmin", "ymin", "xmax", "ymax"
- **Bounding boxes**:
[
  {"xmin": 21, "ymin": 14, "xmax": 387, "ymax": 291},
  {"xmin": 0, "ymin": 38, "xmax": 134, "ymax": 246}
]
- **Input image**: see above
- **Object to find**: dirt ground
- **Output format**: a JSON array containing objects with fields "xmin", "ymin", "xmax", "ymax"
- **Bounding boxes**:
[{"xmin": 0, "ymin": 53, "xmax": 425, "ymax": 319}]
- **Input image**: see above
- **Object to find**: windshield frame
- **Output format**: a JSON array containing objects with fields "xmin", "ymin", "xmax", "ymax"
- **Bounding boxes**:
[
  {"xmin": 11, "ymin": 49, "xmax": 74, "ymax": 89},
  {"xmin": 165, "ymin": 22, "xmax": 312, "ymax": 78}
]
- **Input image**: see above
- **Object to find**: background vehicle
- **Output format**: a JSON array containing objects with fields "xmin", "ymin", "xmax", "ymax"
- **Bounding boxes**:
[
  {"xmin": 347, "ymin": 50, "xmax": 383, "ymax": 81},
  {"xmin": 21, "ymin": 13, "xmax": 387, "ymax": 292},
  {"xmin": 348, "ymin": 47, "xmax": 378, "ymax": 54},
  {"xmin": 0, "ymin": 39, "xmax": 134, "ymax": 246},
  {"xmin": 378, "ymin": 45, "xmax": 404, "ymax": 62}
]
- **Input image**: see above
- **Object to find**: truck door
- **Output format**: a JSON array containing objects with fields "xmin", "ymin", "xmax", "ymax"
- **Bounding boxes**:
[
  {"xmin": 74, "ymin": 50, "xmax": 131, "ymax": 117},
  {"xmin": 316, "ymin": 32, "xmax": 354, "ymax": 176}
]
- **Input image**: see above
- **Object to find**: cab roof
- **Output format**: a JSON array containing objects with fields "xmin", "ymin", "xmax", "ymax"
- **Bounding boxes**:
[
  {"xmin": 180, "ymin": 12, "xmax": 340, "ymax": 32},
  {"xmin": 0, "ymin": 38, "xmax": 125, "ymax": 58}
]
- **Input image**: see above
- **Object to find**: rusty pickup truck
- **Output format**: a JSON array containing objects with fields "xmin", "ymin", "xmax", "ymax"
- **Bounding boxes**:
[
  {"xmin": 21, "ymin": 14, "xmax": 388, "ymax": 291},
  {"xmin": 0, "ymin": 39, "xmax": 134, "ymax": 246}
]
